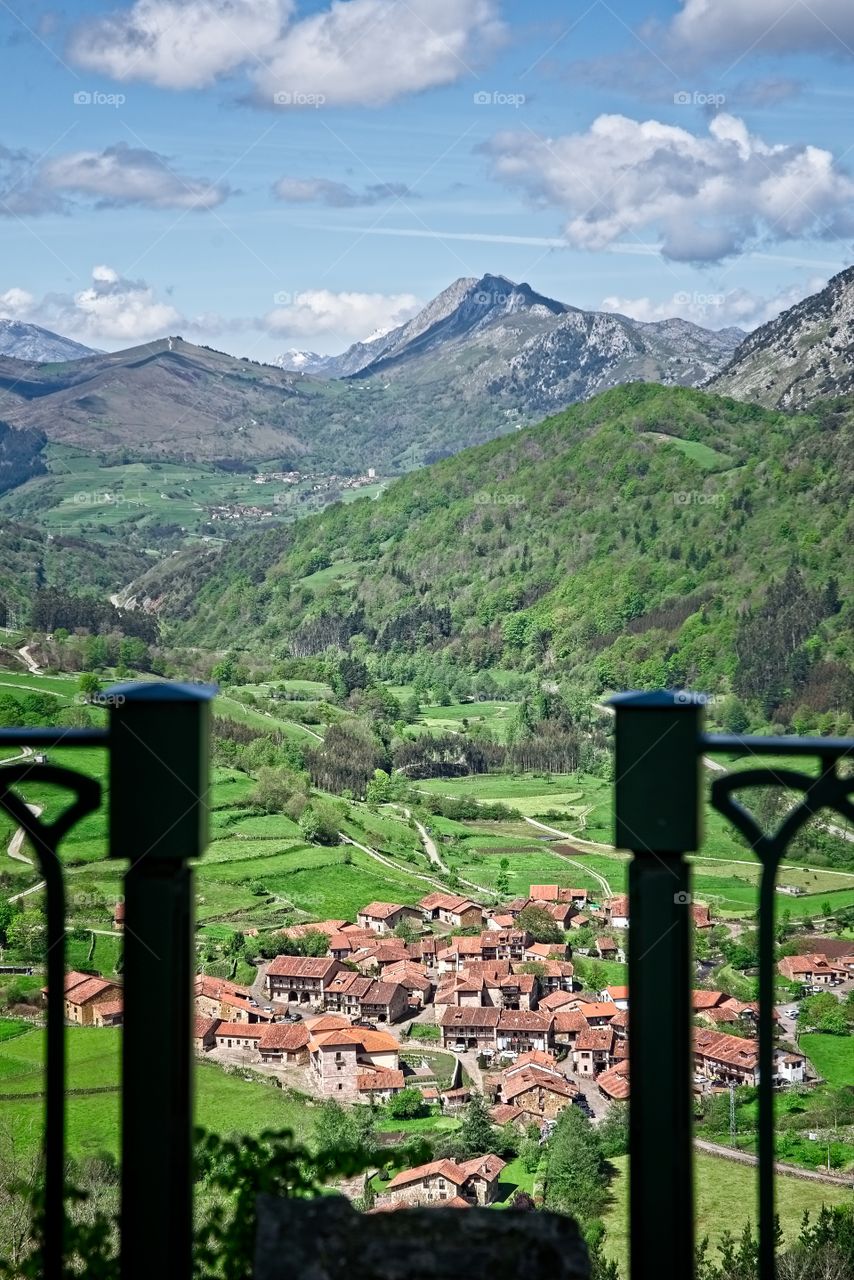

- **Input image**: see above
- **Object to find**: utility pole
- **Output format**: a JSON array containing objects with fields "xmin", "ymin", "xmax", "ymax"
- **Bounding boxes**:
[{"xmin": 730, "ymin": 1082, "xmax": 736, "ymax": 1142}]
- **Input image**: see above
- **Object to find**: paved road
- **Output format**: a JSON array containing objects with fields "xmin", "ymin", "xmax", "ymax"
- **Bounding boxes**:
[
  {"xmin": 396, "ymin": 806, "xmax": 449, "ymax": 874},
  {"xmin": 693, "ymin": 1138, "xmax": 854, "ymax": 1186}
]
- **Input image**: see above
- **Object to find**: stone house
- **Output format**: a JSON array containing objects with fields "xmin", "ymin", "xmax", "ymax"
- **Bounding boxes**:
[
  {"xmin": 265, "ymin": 956, "xmax": 344, "ymax": 1004},
  {"xmin": 383, "ymin": 1156, "xmax": 506, "ymax": 1208},
  {"xmin": 356, "ymin": 903, "xmax": 421, "ymax": 935},
  {"xmin": 573, "ymin": 1027, "xmax": 616, "ymax": 1076},
  {"xmin": 418, "ymin": 893, "xmax": 484, "ymax": 930},
  {"xmin": 496, "ymin": 1010, "xmax": 553, "ymax": 1054},
  {"xmin": 440, "ymin": 1006, "xmax": 500, "ymax": 1050}
]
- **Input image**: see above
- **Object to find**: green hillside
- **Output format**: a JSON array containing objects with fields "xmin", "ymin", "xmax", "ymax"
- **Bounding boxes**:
[{"xmin": 146, "ymin": 384, "xmax": 853, "ymax": 725}]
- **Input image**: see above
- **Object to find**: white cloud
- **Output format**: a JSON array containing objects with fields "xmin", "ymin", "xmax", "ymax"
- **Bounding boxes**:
[
  {"xmin": 601, "ymin": 276, "xmax": 828, "ymax": 330},
  {"xmin": 41, "ymin": 143, "xmax": 229, "ymax": 210},
  {"xmin": 258, "ymin": 0, "xmax": 503, "ymax": 108},
  {"xmin": 4, "ymin": 267, "xmax": 182, "ymax": 343},
  {"xmin": 263, "ymin": 288, "xmax": 420, "ymax": 339},
  {"xmin": 0, "ymin": 287, "xmax": 35, "ymax": 318},
  {"xmin": 69, "ymin": 0, "xmax": 293, "ymax": 90},
  {"xmin": 482, "ymin": 113, "xmax": 854, "ymax": 263},
  {"xmin": 68, "ymin": 0, "xmax": 504, "ymax": 106},
  {"xmin": 667, "ymin": 0, "xmax": 854, "ymax": 59},
  {"xmin": 273, "ymin": 177, "xmax": 413, "ymax": 206}
]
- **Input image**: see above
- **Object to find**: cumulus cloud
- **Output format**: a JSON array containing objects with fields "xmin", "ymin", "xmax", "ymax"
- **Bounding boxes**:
[
  {"xmin": 41, "ymin": 142, "xmax": 230, "ymax": 209},
  {"xmin": 666, "ymin": 0, "xmax": 854, "ymax": 59},
  {"xmin": 69, "ymin": 0, "xmax": 293, "ymax": 90},
  {"xmin": 0, "ymin": 140, "xmax": 229, "ymax": 214},
  {"xmin": 273, "ymin": 176, "xmax": 414, "ymax": 206},
  {"xmin": 482, "ymin": 113, "xmax": 854, "ymax": 263},
  {"xmin": 601, "ymin": 276, "xmax": 828, "ymax": 331},
  {"xmin": 262, "ymin": 289, "xmax": 420, "ymax": 339},
  {"xmin": 3, "ymin": 266, "xmax": 182, "ymax": 343},
  {"xmin": 68, "ymin": 0, "xmax": 504, "ymax": 106},
  {"xmin": 0, "ymin": 287, "xmax": 36, "ymax": 318},
  {"xmin": 258, "ymin": 0, "xmax": 503, "ymax": 107}
]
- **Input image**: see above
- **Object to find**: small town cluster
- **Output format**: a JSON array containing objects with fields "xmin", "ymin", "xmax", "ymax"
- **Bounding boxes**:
[{"xmin": 52, "ymin": 885, "xmax": 851, "ymax": 1210}]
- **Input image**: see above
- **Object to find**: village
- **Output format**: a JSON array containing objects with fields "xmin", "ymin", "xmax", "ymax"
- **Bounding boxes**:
[{"xmin": 53, "ymin": 883, "xmax": 853, "ymax": 1212}]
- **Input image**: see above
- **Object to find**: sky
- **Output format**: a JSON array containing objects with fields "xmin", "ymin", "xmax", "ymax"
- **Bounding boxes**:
[{"xmin": 2, "ymin": 0, "xmax": 854, "ymax": 359}]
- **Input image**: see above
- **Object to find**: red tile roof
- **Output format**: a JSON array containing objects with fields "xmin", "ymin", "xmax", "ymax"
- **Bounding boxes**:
[
  {"xmin": 598, "ymin": 1061, "xmax": 630, "ymax": 1100},
  {"xmin": 575, "ymin": 1027, "xmax": 615, "ymax": 1053},
  {"xmin": 440, "ymin": 1007, "xmax": 500, "ymax": 1028},
  {"xmin": 266, "ymin": 956, "xmax": 340, "ymax": 979},
  {"xmin": 358, "ymin": 902, "xmax": 407, "ymax": 919},
  {"xmin": 358, "ymin": 1069, "xmax": 405, "ymax": 1092},
  {"xmin": 214, "ymin": 1022, "xmax": 264, "ymax": 1039},
  {"xmin": 259, "ymin": 1023, "xmax": 310, "ymax": 1052}
]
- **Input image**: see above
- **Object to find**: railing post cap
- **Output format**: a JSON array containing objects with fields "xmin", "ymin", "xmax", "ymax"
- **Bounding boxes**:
[
  {"xmin": 104, "ymin": 680, "xmax": 218, "ymax": 704},
  {"xmin": 608, "ymin": 689, "xmax": 710, "ymax": 711}
]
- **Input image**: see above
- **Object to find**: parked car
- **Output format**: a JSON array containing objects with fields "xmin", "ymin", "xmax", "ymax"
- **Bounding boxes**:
[
  {"xmin": 452, "ymin": 1041, "xmax": 467, "ymax": 1052},
  {"xmin": 282, "ymin": 1011, "xmax": 303, "ymax": 1023},
  {"xmin": 352, "ymin": 1019, "xmax": 377, "ymax": 1030},
  {"xmin": 263, "ymin": 1005, "xmax": 273, "ymax": 1013},
  {"xmin": 785, "ymin": 1008, "xmax": 799, "ymax": 1018}
]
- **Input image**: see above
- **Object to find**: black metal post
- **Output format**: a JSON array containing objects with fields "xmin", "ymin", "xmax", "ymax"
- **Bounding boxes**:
[
  {"xmin": 611, "ymin": 691, "xmax": 704, "ymax": 1280},
  {"xmin": 108, "ymin": 682, "xmax": 214, "ymax": 1280}
]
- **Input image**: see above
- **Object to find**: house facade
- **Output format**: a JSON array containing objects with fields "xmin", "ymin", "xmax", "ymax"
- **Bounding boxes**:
[{"xmin": 265, "ymin": 956, "xmax": 344, "ymax": 1004}]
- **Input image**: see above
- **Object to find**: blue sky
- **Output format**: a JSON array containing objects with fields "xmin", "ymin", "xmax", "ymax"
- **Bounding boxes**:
[{"xmin": 3, "ymin": 0, "xmax": 854, "ymax": 357}]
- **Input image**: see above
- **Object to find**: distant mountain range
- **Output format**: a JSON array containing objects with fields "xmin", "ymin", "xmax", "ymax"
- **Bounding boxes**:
[
  {"xmin": 708, "ymin": 265, "xmax": 854, "ymax": 409},
  {"xmin": 0, "ymin": 319, "xmax": 98, "ymax": 363},
  {"xmin": 3, "ymin": 269, "xmax": 854, "ymax": 475},
  {"xmin": 275, "ymin": 275, "xmax": 746, "ymax": 418}
]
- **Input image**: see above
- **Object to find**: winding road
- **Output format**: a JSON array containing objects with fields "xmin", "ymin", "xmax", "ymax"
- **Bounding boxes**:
[{"xmin": 524, "ymin": 817, "xmax": 614, "ymax": 898}]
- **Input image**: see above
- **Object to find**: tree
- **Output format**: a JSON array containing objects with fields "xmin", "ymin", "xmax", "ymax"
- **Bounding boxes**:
[
  {"xmin": 7, "ymin": 910, "xmax": 46, "ymax": 962},
  {"xmin": 800, "ymin": 991, "xmax": 849, "ymax": 1035},
  {"xmin": 0, "ymin": 902, "xmax": 14, "ymax": 948},
  {"xmin": 495, "ymin": 857, "xmax": 511, "ymax": 899},
  {"xmin": 77, "ymin": 672, "xmax": 101, "ymax": 702},
  {"xmin": 516, "ymin": 904, "xmax": 563, "ymax": 944},
  {"xmin": 313, "ymin": 1100, "xmax": 376, "ymax": 1159},
  {"xmin": 299, "ymin": 802, "xmax": 342, "ymax": 846},
  {"xmin": 386, "ymin": 1088, "xmax": 425, "ymax": 1120},
  {"xmin": 365, "ymin": 769, "xmax": 392, "ymax": 805},
  {"xmin": 250, "ymin": 766, "xmax": 308, "ymax": 815},
  {"xmin": 394, "ymin": 917, "xmax": 418, "ymax": 945},
  {"xmin": 597, "ymin": 1102, "xmax": 629, "ymax": 1158},
  {"xmin": 278, "ymin": 930, "xmax": 329, "ymax": 958},
  {"xmin": 455, "ymin": 1093, "xmax": 496, "ymax": 1157},
  {"xmin": 544, "ymin": 1105, "xmax": 608, "ymax": 1222}
]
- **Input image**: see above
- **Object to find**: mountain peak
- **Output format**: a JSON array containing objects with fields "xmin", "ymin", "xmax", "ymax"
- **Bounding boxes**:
[
  {"xmin": 708, "ymin": 265, "xmax": 854, "ymax": 409},
  {"xmin": 0, "ymin": 319, "xmax": 98, "ymax": 363}
]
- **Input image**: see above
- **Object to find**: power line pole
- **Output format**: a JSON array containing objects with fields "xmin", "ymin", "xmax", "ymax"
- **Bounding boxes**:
[{"xmin": 730, "ymin": 1082, "xmax": 736, "ymax": 1142}]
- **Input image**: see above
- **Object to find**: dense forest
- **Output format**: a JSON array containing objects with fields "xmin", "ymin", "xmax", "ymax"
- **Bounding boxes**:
[{"xmin": 138, "ymin": 384, "xmax": 853, "ymax": 730}]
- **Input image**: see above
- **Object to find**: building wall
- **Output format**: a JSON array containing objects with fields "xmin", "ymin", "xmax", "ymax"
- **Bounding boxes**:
[{"xmin": 312, "ymin": 1045, "xmax": 359, "ymax": 1099}]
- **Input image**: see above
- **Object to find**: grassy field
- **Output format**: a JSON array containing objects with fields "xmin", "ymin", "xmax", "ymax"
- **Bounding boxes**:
[
  {"xmin": 799, "ymin": 1035, "xmax": 854, "ymax": 1087},
  {"xmin": 0, "ymin": 1026, "xmax": 315, "ymax": 1158},
  {"xmin": 602, "ymin": 1152, "xmax": 853, "ymax": 1272}
]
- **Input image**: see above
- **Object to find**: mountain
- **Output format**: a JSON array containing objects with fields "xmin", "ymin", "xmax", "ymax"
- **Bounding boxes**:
[
  {"xmin": 126, "ymin": 382, "xmax": 854, "ymax": 722},
  {"xmin": 0, "ymin": 320, "xmax": 98, "ymax": 362},
  {"xmin": 0, "ymin": 278, "xmax": 744, "ymax": 475},
  {"xmin": 275, "ymin": 277, "xmax": 744, "ymax": 414},
  {"xmin": 0, "ymin": 337, "xmax": 348, "ymax": 464},
  {"xmin": 708, "ymin": 266, "xmax": 854, "ymax": 409}
]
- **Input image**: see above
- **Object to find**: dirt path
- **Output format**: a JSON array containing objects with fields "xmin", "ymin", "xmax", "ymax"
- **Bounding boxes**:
[
  {"xmin": 524, "ymin": 817, "xmax": 614, "ymax": 898},
  {"xmin": 693, "ymin": 1138, "xmax": 854, "ymax": 1187},
  {"xmin": 394, "ymin": 805, "xmax": 450, "ymax": 874},
  {"xmin": 16, "ymin": 646, "xmax": 41, "ymax": 674},
  {"xmin": 339, "ymin": 834, "xmax": 493, "ymax": 900},
  {"xmin": 7, "ymin": 802, "xmax": 42, "ymax": 869}
]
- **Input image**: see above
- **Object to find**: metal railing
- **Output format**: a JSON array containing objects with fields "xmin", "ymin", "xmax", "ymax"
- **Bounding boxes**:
[
  {"xmin": 2, "ymin": 684, "xmax": 851, "ymax": 1279},
  {"xmin": 0, "ymin": 682, "xmax": 214, "ymax": 1280},
  {"xmin": 612, "ymin": 691, "xmax": 854, "ymax": 1280}
]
